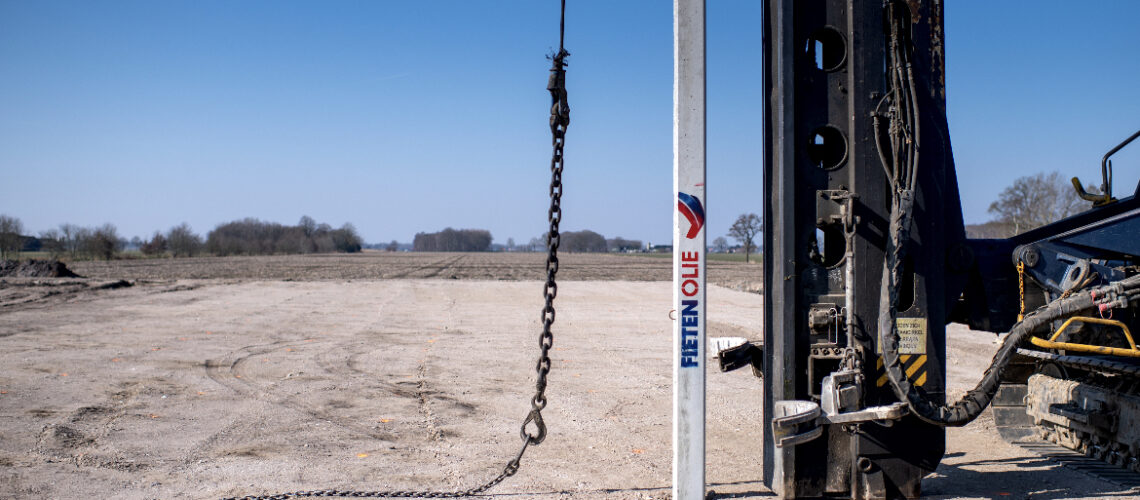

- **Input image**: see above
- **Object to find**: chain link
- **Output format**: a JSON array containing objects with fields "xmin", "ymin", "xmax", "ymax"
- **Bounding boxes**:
[
  {"xmin": 528, "ymin": 16, "xmax": 569, "ymax": 447},
  {"xmin": 1017, "ymin": 260, "xmax": 1026, "ymax": 322},
  {"xmin": 222, "ymin": 3, "xmax": 568, "ymax": 499}
]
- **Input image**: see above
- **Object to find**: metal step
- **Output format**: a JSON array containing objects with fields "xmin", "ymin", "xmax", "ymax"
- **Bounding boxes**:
[{"xmin": 992, "ymin": 383, "xmax": 1038, "ymax": 443}]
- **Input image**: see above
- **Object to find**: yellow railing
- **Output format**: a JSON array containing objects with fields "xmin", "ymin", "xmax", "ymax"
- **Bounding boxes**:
[{"xmin": 1029, "ymin": 316, "xmax": 1140, "ymax": 358}]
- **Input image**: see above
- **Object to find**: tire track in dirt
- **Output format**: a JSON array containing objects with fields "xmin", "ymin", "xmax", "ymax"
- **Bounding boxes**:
[
  {"xmin": 384, "ymin": 255, "xmax": 462, "ymax": 279},
  {"xmin": 308, "ymin": 286, "xmax": 454, "ymax": 443},
  {"xmin": 201, "ymin": 331, "xmax": 478, "ymax": 452},
  {"xmin": 312, "ymin": 343, "xmax": 418, "ymax": 398},
  {"xmin": 416, "ymin": 361, "xmax": 443, "ymax": 441},
  {"xmin": 311, "ymin": 337, "xmax": 476, "ymax": 440},
  {"xmin": 424, "ymin": 254, "xmax": 466, "ymax": 279},
  {"xmin": 198, "ymin": 339, "xmax": 400, "ymax": 458},
  {"xmin": 28, "ymin": 381, "xmax": 147, "ymax": 472}
]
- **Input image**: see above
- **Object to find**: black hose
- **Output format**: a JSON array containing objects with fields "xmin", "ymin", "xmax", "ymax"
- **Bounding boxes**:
[
  {"xmin": 868, "ymin": 0, "xmax": 1115, "ymax": 427},
  {"xmin": 877, "ymin": 207, "xmax": 1140, "ymax": 426}
]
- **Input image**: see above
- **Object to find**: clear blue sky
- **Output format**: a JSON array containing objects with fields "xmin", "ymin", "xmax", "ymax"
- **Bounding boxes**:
[{"xmin": 2, "ymin": 1, "xmax": 1138, "ymax": 246}]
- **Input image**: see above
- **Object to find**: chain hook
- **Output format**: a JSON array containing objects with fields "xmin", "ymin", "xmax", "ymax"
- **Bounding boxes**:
[{"xmin": 520, "ymin": 409, "xmax": 548, "ymax": 445}]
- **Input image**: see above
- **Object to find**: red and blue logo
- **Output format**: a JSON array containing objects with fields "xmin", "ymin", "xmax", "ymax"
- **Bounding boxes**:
[{"xmin": 678, "ymin": 192, "xmax": 705, "ymax": 239}]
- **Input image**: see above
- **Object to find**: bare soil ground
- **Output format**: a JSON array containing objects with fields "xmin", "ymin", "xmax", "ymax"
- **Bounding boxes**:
[
  {"xmin": 0, "ymin": 253, "xmax": 1136, "ymax": 499},
  {"xmin": 68, "ymin": 252, "xmax": 763, "ymax": 292}
]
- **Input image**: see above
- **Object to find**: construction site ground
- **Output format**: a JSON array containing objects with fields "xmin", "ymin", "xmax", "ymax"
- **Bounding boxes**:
[{"xmin": 1, "ymin": 252, "xmax": 1137, "ymax": 499}]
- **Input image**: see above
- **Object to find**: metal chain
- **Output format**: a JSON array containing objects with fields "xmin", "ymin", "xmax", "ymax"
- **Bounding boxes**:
[
  {"xmin": 222, "ymin": 3, "xmax": 568, "ymax": 499},
  {"xmin": 1017, "ymin": 260, "xmax": 1026, "ymax": 322},
  {"xmin": 527, "ymin": 0, "xmax": 569, "ymax": 451}
]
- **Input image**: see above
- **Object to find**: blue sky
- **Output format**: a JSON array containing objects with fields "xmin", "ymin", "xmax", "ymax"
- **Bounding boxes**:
[{"xmin": 2, "ymin": 1, "xmax": 1138, "ymax": 246}]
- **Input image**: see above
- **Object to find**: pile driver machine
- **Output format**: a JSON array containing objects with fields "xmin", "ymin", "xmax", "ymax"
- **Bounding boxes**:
[{"xmin": 746, "ymin": 0, "xmax": 1140, "ymax": 498}]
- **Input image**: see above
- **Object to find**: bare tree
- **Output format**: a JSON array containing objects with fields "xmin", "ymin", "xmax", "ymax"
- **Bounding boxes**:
[
  {"xmin": 712, "ymin": 236, "xmax": 728, "ymax": 253},
  {"xmin": 561, "ymin": 230, "xmax": 607, "ymax": 252},
  {"xmin": 299, "ymin": 215, "xmax": 317, "ymax": 237},
  {"xmin": 40, "ymin": 229, "xmax": 65, "ymax": 259},
  {"xmin": 331, "ymin": 223, "xmax": 362, "ymax": 253},
  {"xmin": 312, "ymin": 223, "xmax": 335, "ymax": 253},
  {"xmin": 167, "ymin": 223, "xmax": 203, "ymax": 257},
  {"xmin": 59, "ymin": 224, "xmax": 82, "ymax": 259},
  {"xmin": 72, "ymin": 226, "xmax": 93, "ymax": 259},
  {"xmin": 729, "ymin": 213, "xmax": 762, "ymax": 263},
  {"xmin": 80, "ymin": 224, "xmax": 122, "ymax": 260},
  {"xmin": 95, "ymin": 224, "xmax": 123, "ymax": 260},
  {"xmin": 385, "ymin": 240, "xmax": 399, "ymax": 252},
  {"xmin": 0, "ymin": 215, "xmax": 24, "ymax": 260},
  {"xmin": 506, "ymin": 237, "xmax": 515, "ymax": 251},
  {"xmin": 988, "ymin": 172, "xmax": 1091, "ymax": 234},
  {"xmin": 141, "ymin": 231, "xmax": 168, "ymax": 256}
]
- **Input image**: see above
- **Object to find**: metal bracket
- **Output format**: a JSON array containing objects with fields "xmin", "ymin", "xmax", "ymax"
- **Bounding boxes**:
[
  {"xmin": 822, "ymin": 402, "xmax": 909, "ymax": 425},
  {"xmin": 772, "ymin": 401, "xmax": 823, "ymax": 448},
  {"xmin": 716, "ymin": 341, "xmax": 763, "ymax": 376},
  {"xmin": 773, "ymin": 400, "xmax": 910, "ymax": 449}
]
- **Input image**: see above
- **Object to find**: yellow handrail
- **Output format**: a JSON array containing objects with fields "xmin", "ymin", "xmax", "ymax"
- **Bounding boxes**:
[{"xmin": 1029, "ymin": 316, "xmax": 1140, "ymax": 358}]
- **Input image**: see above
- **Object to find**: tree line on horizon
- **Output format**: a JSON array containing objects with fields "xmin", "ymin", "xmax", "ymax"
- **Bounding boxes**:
[
  {"xmin": 413, "ymin": 228, "xmax": 493, "ymax": 252},
  {"xmin": 0, "ymin": 217, "xmax": 126, "ymax": 261},
  {"xmin": 521, "ymin": 230, "xmax": 643, "ymax": 253},
  {"xmin": 410, "ymin": 228, "xmax": 646, "ymax": 253},
  {"xmin": 207, "ymin": 216, "xmax": 362, "ymax": 256},
  {"xmin": 1, "ymin": 172, "xmax": 1090, "ymax": 263},
  {"xmin": 0, "ymin": 215, "xmax": 362, "ymax": 261},
  {"xmin": 533, "ymin": 230, "xmax": 643, "ymax": 253}
]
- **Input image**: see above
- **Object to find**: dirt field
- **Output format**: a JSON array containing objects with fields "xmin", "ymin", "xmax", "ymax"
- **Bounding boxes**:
[
  {"xmin": 68, "ymin": 252, "xmax": 763, "ymax": 292},
  {"xmin": 1, "ymin": 253, "xmax": 1137, "ymax": 499}
]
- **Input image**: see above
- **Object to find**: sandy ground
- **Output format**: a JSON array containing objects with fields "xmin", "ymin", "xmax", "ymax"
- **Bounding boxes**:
[{"xmin": 1, "ymin": 273, "xmax": 1138, "ymax": 499}]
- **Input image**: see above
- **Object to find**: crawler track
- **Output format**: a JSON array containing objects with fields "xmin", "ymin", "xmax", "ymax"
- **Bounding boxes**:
[
  {"xmin": 1018, "ymin": 440, "xmax": 1140, "ymax": 489},
  {"xmin": 1016, "ymin": 349, "xmax": 1140, "ymax": 377},
  {"xmin": 1004, "ymin": 349, "xmax": 1140, "ymax": 487}
]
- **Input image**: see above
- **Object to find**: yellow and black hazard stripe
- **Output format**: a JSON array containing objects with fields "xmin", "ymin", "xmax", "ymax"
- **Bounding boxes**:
[{"xmin": 874, "ymin": 355, "xmax": 927, "ymax": 387}]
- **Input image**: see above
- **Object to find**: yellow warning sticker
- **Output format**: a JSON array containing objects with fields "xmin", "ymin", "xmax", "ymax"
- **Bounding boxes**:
[
  {"xmin": 874, "ymin": 354, "xmax": 929, "ymax": 387},
  {"xmin": 895, "ymin": 318, "xmax": 927, "ymax": 354},
  {"xmin": 877, "ymin": 317, "xmax": 927, "ymax": 355}
]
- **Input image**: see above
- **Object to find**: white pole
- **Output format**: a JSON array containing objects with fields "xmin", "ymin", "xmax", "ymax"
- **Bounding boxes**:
[{"xmin": 673, "ymin": 0, "xmax": 706, "ymax": 498}]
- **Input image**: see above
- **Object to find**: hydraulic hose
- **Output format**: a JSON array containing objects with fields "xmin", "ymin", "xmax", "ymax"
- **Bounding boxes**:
[
  {"xmin": 869, "ymin": 0, "xmax": 1140, "ymax": 428},
  {"xmin": 877, "ymin": 195, "xmax": 1140, "ymax": 426}
]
